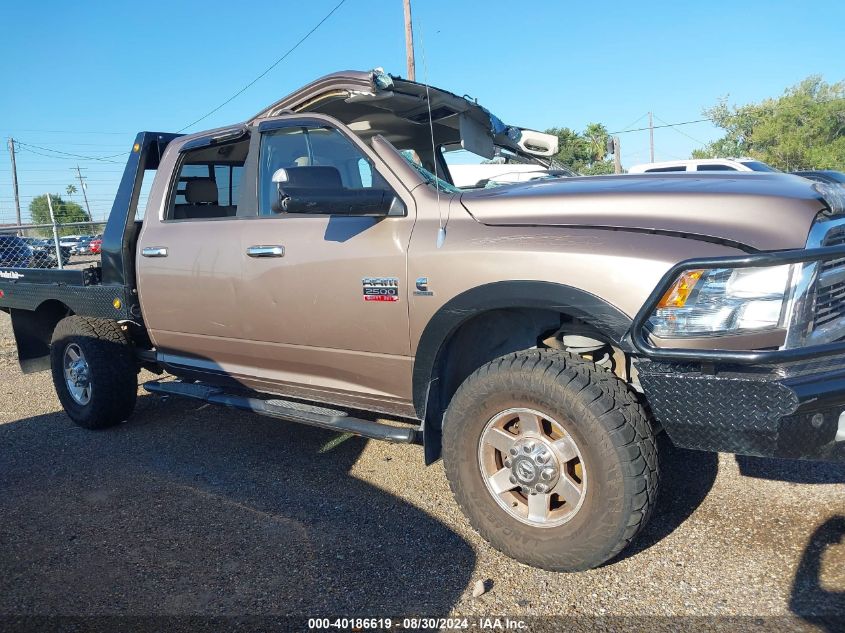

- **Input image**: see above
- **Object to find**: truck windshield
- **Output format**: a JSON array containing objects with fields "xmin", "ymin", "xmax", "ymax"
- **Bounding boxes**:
[
  {"xmin": 399, "ymin": 150, "xmax": 461, "ymax": 194},
  {"xmin": 440, "ymin": 143, "xmax": 576, "ymax": 189},
  {"xmin": 739, "ymin": 160, "xmax": 780, "ymax": 172}
]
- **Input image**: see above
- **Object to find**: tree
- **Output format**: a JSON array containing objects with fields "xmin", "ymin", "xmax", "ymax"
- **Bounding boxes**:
[
  {"xmin": 545, "ymin": 123, "xmax": 615, "ymax": 175},
  {"xmin": 693, "ymin": 76, "xmax": 845, "ymax": 171},
  {"xmin": 66, "ymin": 184, "xmax": 77, "ymax": 198},
  {"xmin": 28, "ymin": 194, "xmax": 88, "ymax": 236}
]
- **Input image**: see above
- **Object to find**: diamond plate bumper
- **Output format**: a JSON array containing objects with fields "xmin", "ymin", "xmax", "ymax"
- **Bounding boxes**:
[{"xmin": 638, "ymin": 359, "xmax": 845, "ymax": 462}]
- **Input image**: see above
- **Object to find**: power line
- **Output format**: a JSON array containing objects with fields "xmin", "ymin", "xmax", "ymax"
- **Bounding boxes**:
[
  {"xmin": 616, "ymin": 113, "xmax": 649, "ymax": 134},
  {"xmin": 610, "ymin": 118, "xmax": 711, "ymax": 135},
  {"xmin": 178, "ymin": 0, "xmax": 349, "ymax": 132},
  {"xmin": 0, "ymin": 168, "xmax": 125, "ymax": 173},
  {"xmin": 14, "ymin": 142, "xmax": 126, "ymax": 163},
  {"xmin": 652, "ymin": 113, "xmax": 709, "ymax": 146},
  {"xmin": 0, "ymin": 129, "xmax": 131, "ymax": 135}
]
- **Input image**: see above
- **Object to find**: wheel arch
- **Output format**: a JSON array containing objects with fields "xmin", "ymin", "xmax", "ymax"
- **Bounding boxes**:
[{"xmin": 413, "ymin": 281, "xmax": 634, "ymax": 463}]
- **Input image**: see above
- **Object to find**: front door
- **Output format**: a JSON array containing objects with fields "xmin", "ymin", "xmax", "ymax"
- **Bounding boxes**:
[{"xmin": 234, "ymin": 118, "xmax": 416, "ymax": 413}]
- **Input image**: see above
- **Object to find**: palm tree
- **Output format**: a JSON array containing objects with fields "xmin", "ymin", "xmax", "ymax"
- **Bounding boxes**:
[{"xmin": 66, "ymin": 184, "xmax": 78, "ymax": 199}]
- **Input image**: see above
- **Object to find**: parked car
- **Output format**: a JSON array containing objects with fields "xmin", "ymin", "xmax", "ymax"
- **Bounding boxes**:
[
  {"xmin": 88, "ymin": 238, "xmax": 102, "ymax": 255},
  {"xmin": 59, "ymin": 235, "xmax": 83, "ymax": 249},
  {"xmin": 20, "ymin": 237, "xmax": 69, "ymax": 268},
  {"xmin": 0, "ymin": 234, "xmax": 32, "ymax": 268},
  {"xmin": 71, "ymin": 236, "xmax": 95, "ymax": 255},
  {"xmin": 629, "ymin": 158, "xmax": 779, "ymax": 173},
  {"xmin": 3, "ymin": 69, "xmax": 845, "ymax": 573},
  {"xmin": 792, "ymin": 169, "xmax": 845, "ymax": 184}
]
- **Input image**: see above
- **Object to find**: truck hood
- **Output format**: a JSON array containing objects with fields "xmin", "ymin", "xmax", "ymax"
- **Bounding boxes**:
[{"xmin": 460, "ymin": 173, "xmax": 829, "ymax": 251}]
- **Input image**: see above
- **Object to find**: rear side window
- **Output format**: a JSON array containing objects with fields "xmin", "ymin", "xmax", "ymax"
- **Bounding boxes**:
[
  {"xmin": 644, "ymin": 166, "xmax": 686, "ymax": 173},
  {"xmin": 166, "ymin": 138, "xmax": 248, "ymax": 221},
  {"xmin": 696, "ymin": 164, "xmax": 738, "ymax": 172}
]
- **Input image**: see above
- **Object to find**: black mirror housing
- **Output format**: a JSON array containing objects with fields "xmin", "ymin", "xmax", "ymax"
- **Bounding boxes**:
[{"xmin": 272, "ymin": 187, "xmax": 404, "ymax": 217}]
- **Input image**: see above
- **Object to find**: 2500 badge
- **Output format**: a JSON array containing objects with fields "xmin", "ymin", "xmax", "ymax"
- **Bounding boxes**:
[{"xmin": 362, "ymin": 277, "xmax": 399, "ymax": 302}]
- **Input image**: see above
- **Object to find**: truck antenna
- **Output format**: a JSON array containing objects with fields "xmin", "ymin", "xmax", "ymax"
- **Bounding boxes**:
[{"xmin": 417, "ymin": 15, "xmax": 446, "ymax": 248}]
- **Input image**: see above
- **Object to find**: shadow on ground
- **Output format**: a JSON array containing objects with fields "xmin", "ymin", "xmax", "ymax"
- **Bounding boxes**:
[
  {"xmin": 790, "ymin": 515, "xmax": 845, "ymax": 632},
  {"xmin": 0, "ymin": 395, "xmax": 475, "ymax": 616},
  {"xmin": 736, "ymin": 455, "xmax": 845, "ymax": 484},
  {"xmin": 611, "ymin": 435, "xmax": 719, "ymax": 563}
]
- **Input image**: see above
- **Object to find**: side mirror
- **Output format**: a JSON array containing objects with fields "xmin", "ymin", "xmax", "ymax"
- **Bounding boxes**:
[
  {"xmin": 274, "ymin": 188, "xmax": 404, "ymax": 217},
  {"xmin": 271, "ymin": 181, "xmax": 404, "ymax": 217}
]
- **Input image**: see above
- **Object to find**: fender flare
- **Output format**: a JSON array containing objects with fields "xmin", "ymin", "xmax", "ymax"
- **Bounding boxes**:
[{"xmin": 413, "ymin": 281, "xmax": 634, "ymax": 462}]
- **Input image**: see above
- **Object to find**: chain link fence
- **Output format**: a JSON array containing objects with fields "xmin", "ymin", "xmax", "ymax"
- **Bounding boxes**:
[{"xmin": 0, "ymin": 220, "xmax": 108, "ymax": 271}]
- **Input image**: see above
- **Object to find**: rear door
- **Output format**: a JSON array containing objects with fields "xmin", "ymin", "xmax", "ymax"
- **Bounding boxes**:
[{"xmin": 136, "ymin": 131, "xmax": 250, "ymax": 373}]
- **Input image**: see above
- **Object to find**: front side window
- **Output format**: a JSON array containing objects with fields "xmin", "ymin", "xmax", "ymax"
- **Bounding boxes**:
[{"xmin": 259, "ymin": 125, "xmax": 389, "ymax": 215}]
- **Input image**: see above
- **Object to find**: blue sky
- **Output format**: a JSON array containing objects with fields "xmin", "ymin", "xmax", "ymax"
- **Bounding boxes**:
[{"xmin": 1, "ymin": 0, "xmax": 843, "ymax": 222}]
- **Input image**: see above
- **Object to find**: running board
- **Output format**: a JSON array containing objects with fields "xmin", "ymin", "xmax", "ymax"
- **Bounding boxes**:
[{"xmin": 143, "ymin": 380, "xmax": 421, "ymax": 444}]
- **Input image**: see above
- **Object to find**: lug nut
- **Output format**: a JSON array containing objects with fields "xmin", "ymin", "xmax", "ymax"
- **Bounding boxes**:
[
  {"xmin": 509, "ymin": 447, "xmax": 518, "ymax": 456},
  {"xmin": 541, "ymin": 468, "xmax": 555, "ymax": 481},
  {"xmin": 504, "ymin": 458, "xmax": 512, "ymax": 467},
  {"xmin": 523, "ymin": 442, "xmax": 535, "ymax": 453},
  {"xmin": 537, "ymin": 451, "xmax": 549, "ymax": 464},
  {"xmin": 535, "ymin": 483, "xmax": 546, "ymax": 493},
  {"xmin": 509, "ymin": 475, "xmax": 517, "ymax": 484}
]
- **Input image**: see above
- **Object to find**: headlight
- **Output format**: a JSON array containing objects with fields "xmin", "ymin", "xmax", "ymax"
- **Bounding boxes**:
[{"xmin": 648, "ymin": 264, "xmax": 795, "ymax": 337}]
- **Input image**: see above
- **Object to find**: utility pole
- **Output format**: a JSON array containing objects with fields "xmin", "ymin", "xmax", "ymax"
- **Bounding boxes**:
[
  {"xmin": 402, "ymin": 0, "xmax": 416, "ymax": 81},
  {"xmin": 7, "ymin": 138, "xmax": 22, "ymax": 231},
  {"xmin": 613, "ymin": 136, "xmax": 622, "ymax": 174},
  {"xmin": 648, "ymin": 111, "xmax": 654, "ymax": 163},
  {"xmin": 73, "ymin": 164, "xmax": 93, "ymax": 222}
]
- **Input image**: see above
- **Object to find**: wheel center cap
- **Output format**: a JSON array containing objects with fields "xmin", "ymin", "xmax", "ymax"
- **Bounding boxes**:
[
  {"xmin": 505, "ymin": 438, "xmax": 561, "ymax": 495},
  {"xmin": 514, "ymin": 459, "xmax": 536, "ymax": 483},
  {"xmin": 69, "ymin": 359, "xmax": 88, "ymax": 386}
]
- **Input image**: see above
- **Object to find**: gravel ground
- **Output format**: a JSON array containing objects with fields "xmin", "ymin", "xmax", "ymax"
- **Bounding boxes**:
[{"xmin": 0, "ymin": 310, "xmax": 843, "ymax": 630}]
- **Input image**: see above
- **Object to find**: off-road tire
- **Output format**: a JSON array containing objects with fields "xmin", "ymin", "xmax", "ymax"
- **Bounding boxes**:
[
  {"xmin": 442, "ymin": 349, "xmax": 658, "ymax": 572},
  {"xmin": 50, "ymin": 316, "xmax": 138, "ymax": 429}
]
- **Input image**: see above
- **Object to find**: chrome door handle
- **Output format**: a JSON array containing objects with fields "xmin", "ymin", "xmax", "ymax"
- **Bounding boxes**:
[
  {"xmin": 141, "ymin": 246, "xmax": 168, "ymax": 257},
  {"xmin": 246, "ymin": 245, "xmax": 285, "ymax": 258}
]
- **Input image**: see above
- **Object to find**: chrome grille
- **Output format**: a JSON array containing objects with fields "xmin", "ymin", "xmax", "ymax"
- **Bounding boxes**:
[{"xmin": 813, "ymin": 224, "xmax": 845, "ymax": 335}]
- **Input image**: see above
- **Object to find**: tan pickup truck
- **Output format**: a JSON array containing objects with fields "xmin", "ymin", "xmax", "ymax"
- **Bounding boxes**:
[{"xmin": 2, "ymin": 69, "xmax": 844, "ymax": 572}]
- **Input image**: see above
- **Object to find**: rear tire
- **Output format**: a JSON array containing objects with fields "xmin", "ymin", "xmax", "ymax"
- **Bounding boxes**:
[
  {"xmin": 50, "ymin": 316, "xmax": 138, "ymax": 429},
  {"xmin": 442, "ymin": 349, "xmax": 658, "ymax": 572}
]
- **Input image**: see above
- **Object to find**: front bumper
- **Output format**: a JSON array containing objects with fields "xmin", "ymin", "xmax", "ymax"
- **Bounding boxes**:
[
  {"xmin": 631, "ymin": 234, "xmax": 845, "ymax": 463},
  {"xmin": 638, "ymin": 358, "xmax": 845, "ymax": 462}
]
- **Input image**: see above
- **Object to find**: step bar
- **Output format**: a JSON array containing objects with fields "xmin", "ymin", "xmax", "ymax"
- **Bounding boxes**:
[{"xmin": 144, "ymin": 380, "xmax": 421, "ymax": 444}]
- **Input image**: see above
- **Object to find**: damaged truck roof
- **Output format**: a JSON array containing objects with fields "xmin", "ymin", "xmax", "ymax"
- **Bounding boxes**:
[{"xmin": 247, "ymin": 69, "xmax": 559, "ymax": 159}]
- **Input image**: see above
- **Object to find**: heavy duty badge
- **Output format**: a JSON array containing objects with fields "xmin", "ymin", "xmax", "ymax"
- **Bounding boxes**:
[
  {"xmin": 414, "ymin": 277, "xmax": 433, "ymax": 296},
  {"xmin": 362, "ymin": 277, "xmax": 399, "ymax": 302}
]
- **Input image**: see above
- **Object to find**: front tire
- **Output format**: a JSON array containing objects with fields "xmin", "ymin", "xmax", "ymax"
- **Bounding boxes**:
[
  {"xmin": 50, "ymin": 316, "xmax": 138, "ymax": 429},
  {"xmin": 442, "ymin": 349, "xmax": 658, "ymax": 572}
]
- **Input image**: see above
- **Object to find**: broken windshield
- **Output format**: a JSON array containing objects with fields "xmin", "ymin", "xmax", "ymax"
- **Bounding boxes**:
[
  {"xmin": 440, "ymin": 143, "xmax": 578, "ymax": 189},
  {"xmin": 399, "ymin": 150, "xmax": 461, "ymax": 194}
]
